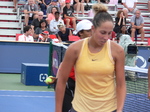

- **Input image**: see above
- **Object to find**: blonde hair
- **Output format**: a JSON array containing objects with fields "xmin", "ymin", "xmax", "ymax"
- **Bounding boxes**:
[
  {"xmin": 92, "ymin": 3, "xmax": 108, "ymax": 15},
  {"xmin": 92, "ymin": 3, "xmax": 113, "ymax": 28}
]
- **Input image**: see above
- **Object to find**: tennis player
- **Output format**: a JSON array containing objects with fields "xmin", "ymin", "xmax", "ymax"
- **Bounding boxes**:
[
  {"xmin": 148, "ymin": 57, "xmax": 150, "ymax": 99},
  {"xmin": 47, "ymin": 19, "xmax": 93, "ymax": 112},
  {"xmin": 55, "ymin": 3, "xmax": 126, "ymax": 112}
]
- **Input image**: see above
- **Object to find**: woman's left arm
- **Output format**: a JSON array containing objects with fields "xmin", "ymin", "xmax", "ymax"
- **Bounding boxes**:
[{"xmin": 113, "ymin": 43, "xmax": 126, "ymax": 112}]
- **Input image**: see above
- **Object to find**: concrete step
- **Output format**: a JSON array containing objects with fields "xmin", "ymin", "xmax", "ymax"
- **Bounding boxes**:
[
  {"xmin": 0, "ymin": 37, "xmax": 16, "ymax": 41},
  {"xmin": 0, "ymin": 22, "xmax": 21, "ymax": 28},
  {"xmin": 0, "ymin": 15, "xmax": 18, "ymax": 21},
  {"xmin": 0, "ymin": 29, "xmax": 21, "ymax": 36},
  {"xmin": 0, "ymin": 1, "xmax": 14, "ymax": 7},
  {"xmin": 0, "ymin": 8, "xmax": 17, "ymax": 14}
]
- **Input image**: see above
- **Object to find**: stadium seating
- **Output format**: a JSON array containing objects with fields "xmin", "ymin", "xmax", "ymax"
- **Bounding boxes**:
[{"xmin": 0, "ymin": 0, "xmax": 149, "ymax": 44}]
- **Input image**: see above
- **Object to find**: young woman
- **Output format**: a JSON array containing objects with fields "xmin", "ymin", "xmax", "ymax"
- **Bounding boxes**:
[
  {"xmin": 55, "ymin": 3, "xmax": 126, "ymax": 112},
  {"xmin": 34, "ymin": 19, "xmax": 51, "ymax": 41},
  {"xmin": 47, "ymin": 19, "xmax": 93, "ymax": 112},
  {"xmin": 113, "ymin": 10, "xmax": 127, "ymax": 35},
  {"xmin": 46, "ymin": 7, "xmax": 59, "ymax": 24}
]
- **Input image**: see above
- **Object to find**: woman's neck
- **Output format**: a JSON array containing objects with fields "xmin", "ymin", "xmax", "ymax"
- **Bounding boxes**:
[{"xmin": 88, "ymin": 37, "xmax": 103, "ymax": 53}]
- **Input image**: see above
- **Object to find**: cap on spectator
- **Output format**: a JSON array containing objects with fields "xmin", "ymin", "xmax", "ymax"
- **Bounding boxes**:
[
  {"xmin": 52, "ymin": 0, "xmax": 58, "ymax": 2},
  {"xmin": 75, "ymin": 19, "xmax": 93, "ymax": 34},
  {"xmin": 42, "ymin": 31, "xmax": 49, "ymax": 35},
  {"xmin": 65, "ymin": 0, "xmax": 70, "ymax": 3},
  {"xmin": 57, "ymin": 22, "xmax": 64, "ymax": 28}
]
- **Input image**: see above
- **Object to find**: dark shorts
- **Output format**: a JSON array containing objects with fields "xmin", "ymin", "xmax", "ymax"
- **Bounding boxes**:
[
  {"xmin": 69, "ymin": 107, "xmax": 117, "ymax": 112},
  {"xmin": 54, "ymin": 78, "xmax": 75, "ymax": 112}
]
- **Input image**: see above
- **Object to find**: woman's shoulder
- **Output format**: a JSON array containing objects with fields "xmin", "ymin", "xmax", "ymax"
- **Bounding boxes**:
[
  {"xmin": 67, "ymin": 39, "xmax": 85, "ymax": 53},
  {"xmin": 110, "ymin": 41, "xmax": 124, "ymax": 53}
]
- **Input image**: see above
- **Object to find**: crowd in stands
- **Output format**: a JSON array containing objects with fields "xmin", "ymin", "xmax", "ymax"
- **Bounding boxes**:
[{"xmin": 15, "ymin": 0, "xmax": 149, "ymax": 42}]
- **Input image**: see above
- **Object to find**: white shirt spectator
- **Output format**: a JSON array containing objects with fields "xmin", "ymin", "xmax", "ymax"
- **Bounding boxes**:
[
  {"xmin": 18, "ymin": 34, "xmax": 34, "ymax": 42},
  {"xmin": 50, "ymin": 19, "xmax": 64, "ymax": 34},
  {"xmin": 122, "ymin": 0, "xmax": 137, "ymax": 8}
]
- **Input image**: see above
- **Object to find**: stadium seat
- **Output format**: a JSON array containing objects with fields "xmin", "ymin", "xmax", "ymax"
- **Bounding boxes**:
[{"xmin": 69, "ymin": 36, "xmax": 80, "ymax": 41}]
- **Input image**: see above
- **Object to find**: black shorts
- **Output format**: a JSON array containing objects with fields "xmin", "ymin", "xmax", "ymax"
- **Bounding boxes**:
[
  {"xmin": 69, "ymin": 107, "xmax": 117, "ymax": 112},
  {"xmin": 54, "ymin": 78, "xmax": 75, "ymax": 112}
]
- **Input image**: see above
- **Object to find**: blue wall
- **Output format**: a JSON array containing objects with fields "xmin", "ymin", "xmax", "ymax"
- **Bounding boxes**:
[
  {"xmin": 0, "ymin": 41, "xmax": 149, "ymax": 73},
  {"xmin": 0, "ymin": 41, "xmax": 50, "ymax": 73}
]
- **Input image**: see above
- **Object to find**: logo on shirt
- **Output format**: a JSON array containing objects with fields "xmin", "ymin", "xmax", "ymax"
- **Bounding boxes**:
[{"xmin": 92, "ymin": 59, "xmax": 97, "ymax": 61}]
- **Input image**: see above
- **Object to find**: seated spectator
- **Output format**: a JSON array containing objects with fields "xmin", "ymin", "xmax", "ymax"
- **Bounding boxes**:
[
  {"xmin": 130, "ymin": 10, "xmax": 145, "ymax": 42},
  {"xmin": 31, "ymin": 11, "xmax": 44, "ymax": 32},
  {"xmin": 46, "ymin": 0, "xmax": 60, "ymax": 16},
  {"xmin": 114, "ymin": 10, "xmax": 127, "ymax": 35},
  {"xmin": 59, "ymin": 0, "xmax": 66, "ymax": 13},
  {"xmin": 39, "ymin": 0, "xmax": 51, "ymax": 15},
  {"xmin": 38, "ymin": 31, "xmax": 52, "ymax": 42},
  {"xmin": 57, "ymin": 24, "xmax": 72, "ymax": 42},
  {"xmin": 63, "ymin": 0, "xmax": 77, "ymax": 30},
  {"xmin": 50, "ymin": 11, "xmax": 65, "ymax": 34},
  {"xmin": 24, "ymin": 0, "xmax": 39, "ymax": 26},
  {"xmin": 75, "ymin": 19, "xmax": 92, "ymax": 39},
  {"xmin": 122, "ymin": 0, "xmax": 137, "ymax": 18},
  {"xmin": 73, "ymin": 0, "xmax": 85, "ymax": 17},
  {"xmin": 34, "ymin": 19, "xmax": 51, "ymax": 41},
  {"xmin": 46, "ymin": 7, "xmax": 59, "ymax": 24},
  {"xmin": 18, "ymin": 25, "xmax": 34, "ymax": 42}
]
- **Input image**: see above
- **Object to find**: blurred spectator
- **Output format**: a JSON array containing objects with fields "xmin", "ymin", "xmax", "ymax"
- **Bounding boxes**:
[
  {"xmin": 114, "ymin": 10, "xmax": 127, "ymax": 35},
  {"xmin": 12, "ymin": 0, "xmax": 17, "ymax": 12},
  {"xmin": 73, "ymin": 0, "xmax": 85, "ymax": 17},
  {"xmin": 24, "ymin": 0, "xmax": 39, "ymax": 26},
  {"xmin": 50, "ymin": 11, "xmax": 64, "ymax": 34},
  {"xmin": 148, "ymin": 0, "xmax": 150, "ymax": 14},
  {"xmin": 18, "ymin": 25, "xmax": 34, "ymax": 42},
  {"xmin": 31, "ymin": 11, "xmax": 44, "ymax": 31},
  {"xmin": 34, "ymin": 19, "xmax": 51, "ymax": 41},
  {"xmin": 39, "ymin": 0, "xmax": 51, "ymax": 15},
  {"xmin": 57, "ymin": 24, "xmax": 72, "ymax": 42},
  {"xmin": 122, "ymin": 0, "xmax": 137, "ymax": 18},
  {"xmin": 63, "ymin": 0, "xmax": 77, "ymax": 30},
  {"xmin": 46, "ymin": 7, "xmax": 59, "ymax": 24},
  {"xmin": 38, "ymin": 31, "xmax": 52, "ymax": 42},
  {"xmin": 130, "ymin": 10, "xmax": 145, "ymax": 42},
  {"xmin": 59, "ymin": 0, "xmax": 66, "ymax": 13},
  {"xmin": 46, "ymin": 0, "xmax": 60, "ymax": 16},
  {"xmin": 75, "ymin": 19, "xmax": 92, "ymax": 39}
]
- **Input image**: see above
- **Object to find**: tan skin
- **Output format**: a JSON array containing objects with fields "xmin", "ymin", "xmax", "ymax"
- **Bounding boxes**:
[
  {"xmin": 55, "ymin": 21, "xmax": 126, "ymax": 112},
  {"xmin": 148, "ymin": 66, "xmax": 150, "ymax": 99}
]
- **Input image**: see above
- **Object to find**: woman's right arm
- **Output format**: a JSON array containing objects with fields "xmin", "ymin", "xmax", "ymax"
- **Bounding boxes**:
[{"xmin": 55, "ymin": 43, "xmax": 79, "ymax": 112}]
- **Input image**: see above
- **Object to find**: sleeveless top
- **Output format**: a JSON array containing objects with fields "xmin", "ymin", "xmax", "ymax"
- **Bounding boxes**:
[{"xmin": 72, "ymin": 38, "xmax": 117, "ymax": 112}]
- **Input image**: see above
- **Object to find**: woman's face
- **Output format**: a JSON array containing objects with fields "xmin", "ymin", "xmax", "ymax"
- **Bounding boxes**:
[
  {"xmin": 41, "ymin": 22, "xmax": 46, "ymax": 27},
  {"xmin": 79, "ymin": 29, "xmax": 92, "ymax": 39},
  {"xmin": 52, "ymin": 8, "xmax": 57, "ymax": 14},
  {"xmin": 92, "ymin": 21, "xmax": 113, "ymax": 46}
]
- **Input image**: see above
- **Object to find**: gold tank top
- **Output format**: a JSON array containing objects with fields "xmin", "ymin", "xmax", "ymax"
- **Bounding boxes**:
[{"xmin": 72, "ymin": 38, "xmax": 117, "ymax": 112}]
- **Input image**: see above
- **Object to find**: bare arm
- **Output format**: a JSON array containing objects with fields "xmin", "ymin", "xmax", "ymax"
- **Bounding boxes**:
[
  {"xmin": 57, "ymin": 35, "xmax": 62, "ymax": 42},
  {"xmin": 133, "ymin": 2, "xmax": 137, "ymax": 9},
  {"xmin": 55, "ymin": 43, "xmax": 79, "ymax": 112},
  {"xmin": 112, "ymin": 42, "xmax": 126, "ymax": 112},
  {"xmin": 69, "ymin": 29, "xmax": 73, "ymax": 36}
]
